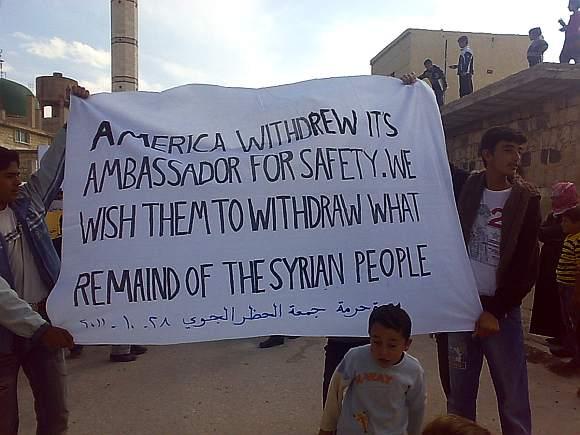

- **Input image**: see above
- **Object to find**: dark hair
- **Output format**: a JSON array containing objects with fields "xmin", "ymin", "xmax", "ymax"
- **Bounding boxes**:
[
  {"xmin": 0, "ymin": 147, "xmax": 19, "ymax": 171},
  {"xmin": 368, "ymin": 304, "xmax": 412, "ymax": 339},
  {"xmin": 479, "ymin": 127, "xmax": 526, "ymax": 164},
  {"xmin": 562, "ymin": 206, "xmax": 580, "ymax": 223},
  {"xmin": 458, "ymin": 36, "xmax": 469, "ymax": 44},
  {"xmin": 424, "ymin": 58, "xmax": 433, "ymax": 65},
  {"xmin": 529, "ymin": 27, "xmax": 542, "ymax": 38}
]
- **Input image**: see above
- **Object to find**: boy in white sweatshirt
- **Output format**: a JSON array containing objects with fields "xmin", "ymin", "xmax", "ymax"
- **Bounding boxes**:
[{"xmin": 319, "ymin": 304, "xmax": 425, "ymax": 435}]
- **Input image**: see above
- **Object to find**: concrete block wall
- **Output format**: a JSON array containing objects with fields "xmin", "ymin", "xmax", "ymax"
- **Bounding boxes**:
[{"xmin": 446, "ymin": 91, "xmax": 580, "ymax": 215}]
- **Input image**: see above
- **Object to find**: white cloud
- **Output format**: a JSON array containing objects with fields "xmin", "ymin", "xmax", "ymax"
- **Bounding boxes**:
[
  {"xmin": 22, "ymin": 36, "xmax": 110, "ymax": 69},
  {"xmin": 77, "ymin": 75, "xmax": 110, "ymax": 94},
  {"xmin": 12, "ymin": 31, "xmax": 34, "ymax": 41},
  {"xmin": 139, "ymin": 78, "xmax": 165, "ymax": 92},
  {"xmin": 307, "ymin": 14, "xmax": 419, "ymax": 80},
  {"xmin": 157, "ymin": 59, "xmax": 206, "ymax": 83},
  {"xmin": 77, "ymin": 75, "xmax": 166, "ymax": 94},
  {"xmin": 140, "ymin": 0, "xmax": 279, "ymax": 87}
]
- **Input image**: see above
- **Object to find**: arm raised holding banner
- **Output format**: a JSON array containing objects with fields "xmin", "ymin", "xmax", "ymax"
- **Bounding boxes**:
[{"xmin": 21, "ymin": 85, "xmax": 90, "ymax": 215}]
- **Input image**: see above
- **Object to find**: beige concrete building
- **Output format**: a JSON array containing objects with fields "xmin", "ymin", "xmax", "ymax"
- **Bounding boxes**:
[
  {"xmin": 442, "ymin": 63, "xmax": 580, "ymax": 215},
  {"xmin": 0, "ymin": 118, "xmax": 52, "ymax": 179},
  {"xmin": 36, "ymin": 72, "xmax": 77, "ymax": 135},
  {"xmin": 371, "ymin": 28, "xmax": 531, "ymax": 103},
  {"xmin": 0, "ymin": 73, "xmax": 76, "ymax": 180}
]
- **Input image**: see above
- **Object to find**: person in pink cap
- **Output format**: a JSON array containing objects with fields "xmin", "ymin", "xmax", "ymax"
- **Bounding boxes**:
[{"xmin": 550, "ymin": 182, "xmax": 580, "ymax": 376}]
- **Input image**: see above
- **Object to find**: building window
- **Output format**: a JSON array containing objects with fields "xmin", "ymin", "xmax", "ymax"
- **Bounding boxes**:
[
  {"xmin": 14, "ymin": 129, "xmax": 30, "ymax": 144},
  {"xmin": 43, "ymin": 106, "xmax": 53, "ymax": 118}
]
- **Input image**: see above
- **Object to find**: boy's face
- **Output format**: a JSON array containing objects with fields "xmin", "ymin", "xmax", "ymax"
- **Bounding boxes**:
[
  {"xmin": 424, "ymin": 62, "xmax": 433, "ymax": 71},
  {"xmin": 369, "ymin": 323, "xmax": 411, "ymax": 368},
  {"xmin": 458, "ymin": 39, "xmax": 467, "ymax": 48},
  {"xmin": 482, "ymin": 140, "xmax": 523, "ymax": 178},
  {"xmin": 0, "ymin": 162, "xmax": 21, "ymax": 206}
]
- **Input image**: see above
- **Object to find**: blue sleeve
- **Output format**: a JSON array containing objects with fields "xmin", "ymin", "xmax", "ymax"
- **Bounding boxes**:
[{"xmin": 21, "ymin": 127, "xmax": 66, "ymax": 216}]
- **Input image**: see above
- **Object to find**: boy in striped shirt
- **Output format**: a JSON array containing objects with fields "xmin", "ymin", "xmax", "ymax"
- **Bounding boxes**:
[{"xmin": 551, "ymin": 182, "xmax": 580, "ymax": 376}]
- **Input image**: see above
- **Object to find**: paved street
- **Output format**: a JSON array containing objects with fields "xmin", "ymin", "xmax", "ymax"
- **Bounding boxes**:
[{"xmin": 17, "ymin": 334, "xmax": 580, "ymax": 435}]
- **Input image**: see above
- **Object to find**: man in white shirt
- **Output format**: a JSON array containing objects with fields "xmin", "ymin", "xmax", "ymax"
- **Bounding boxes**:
[
  {"xmin": 0, "ymin": 85, "xmax": 88, "ymax": 435},
  {"xmin": 447, "ymin": 127, "xmax": 541, "ymax": 435}
]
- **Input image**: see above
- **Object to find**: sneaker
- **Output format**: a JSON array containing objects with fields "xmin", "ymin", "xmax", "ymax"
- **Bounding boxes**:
[
  {"xmin": 548, "ymin": 361, "xmax": 580, "ymax": 378},
  {"xmin": 259, "ymin": 336, "xmax": 285, "ymax": 348},
  {"xmin": 130, "ymin": 345, "xmax": 148, "ymax": 355},
  {"xmin": 109, "ymin": 353, "xmax": 137, "ymax": 363}
]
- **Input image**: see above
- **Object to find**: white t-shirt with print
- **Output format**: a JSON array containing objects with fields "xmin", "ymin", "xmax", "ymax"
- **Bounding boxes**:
[
  {"xmin": 468, "ymin": 188, "xmax": 511, "ymax": 297},
  {"xmin": 0, "ymin": 206, "xmax": 50, "ymax": 303}
]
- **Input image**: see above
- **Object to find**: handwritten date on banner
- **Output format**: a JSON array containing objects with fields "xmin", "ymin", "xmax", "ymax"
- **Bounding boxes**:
[{"xmin": 79, "ymin": 300, "xmax": 380, "ymax": 332}]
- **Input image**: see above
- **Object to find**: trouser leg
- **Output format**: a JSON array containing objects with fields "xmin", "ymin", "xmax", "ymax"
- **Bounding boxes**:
[
  {"xmin": 482, "ymin": 308, "xmax": 531, "ymax": 435},
  {"xmin": 22, "ymin": 346, "xmax": 68, "ymax": 435},
  {"xmin": 447, "ymin": 331, "xmax": 483, "ymax": 421},
  {"xmin": 435, "ymin": 333, "xmax": 450, "ymax": 397},
  {"xmin": 0, "ymin": 351, "xmax": 21, "ymax": 435}
]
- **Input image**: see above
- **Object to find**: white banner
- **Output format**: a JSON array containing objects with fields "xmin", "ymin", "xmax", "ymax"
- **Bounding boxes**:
[{"xmin": 47, "ymin": 76, "xmax": 481, "ymax": 345}]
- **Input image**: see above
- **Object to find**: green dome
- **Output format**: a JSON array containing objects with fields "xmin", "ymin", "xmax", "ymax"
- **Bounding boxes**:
[{"xmin": 0, "ymin": 78, "xmax": 34, "ymax": 117}]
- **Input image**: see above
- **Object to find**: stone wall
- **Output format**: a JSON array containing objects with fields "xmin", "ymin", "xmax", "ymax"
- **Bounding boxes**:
[{"xmin": 445, "ymin": 90, "xmax": 580, "ymax": 214}]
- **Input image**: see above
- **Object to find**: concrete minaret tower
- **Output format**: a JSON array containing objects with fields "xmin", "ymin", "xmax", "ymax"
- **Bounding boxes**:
[
  {"xmin": 111, "ymin": 0, "xmax": 138, "ymax": 92},
  {"xmin": 110, "ymin": 0, "xmax": 139, "ymax": 361}
]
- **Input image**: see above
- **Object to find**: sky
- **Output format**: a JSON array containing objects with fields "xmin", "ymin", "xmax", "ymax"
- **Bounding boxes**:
[{"xmin": 0, "ymin": 0, "xmax": 572, "ymax": 94}]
